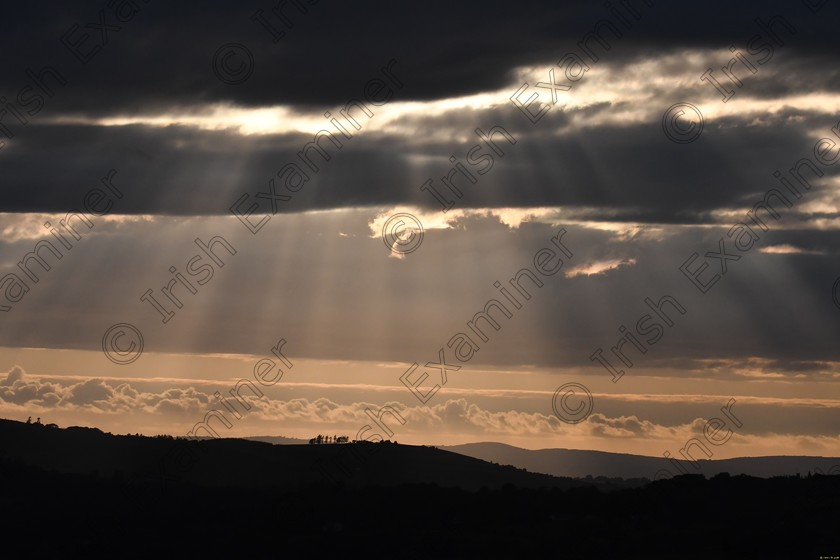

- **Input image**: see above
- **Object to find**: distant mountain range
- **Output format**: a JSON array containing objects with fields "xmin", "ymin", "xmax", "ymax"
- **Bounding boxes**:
[
  {"xmin": 236, "ymin": 436, "xmax": 840, "ymax": 480},
  {"xmin": 220, "ymin": 434, "xmax": 840, "ymax": 480},
  {"xmin": 442, "ymin": 442, "xmax": 840, "ymax": 479}
]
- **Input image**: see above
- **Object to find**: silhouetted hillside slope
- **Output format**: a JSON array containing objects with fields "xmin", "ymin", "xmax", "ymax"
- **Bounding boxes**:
[
  {"xmin": 444, "ymin": 442, "xmax": 840, "ymax": 479},
  {"xmin": 0, "ymin": 418, "xmax": 573, "ymax": 490},
  {"xmin": 1, "ymin": 419, "xmax": 839, "ymax": 558},
  {"xmin": 2, "ymin": 451, "xmax": 839, "ymax": 558}
]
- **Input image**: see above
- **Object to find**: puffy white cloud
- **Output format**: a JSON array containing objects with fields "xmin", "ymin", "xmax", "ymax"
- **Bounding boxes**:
[
  {"xmin": 588, "ymin": 413, "xmax": 665, "ymax": 438},
  {"xmin": 0, "ymin": 366, "xmax": 25, "ymax": 386},
  {"xmin": 1, "ymin": 367, "xmax": 838, "ymax": 457}
]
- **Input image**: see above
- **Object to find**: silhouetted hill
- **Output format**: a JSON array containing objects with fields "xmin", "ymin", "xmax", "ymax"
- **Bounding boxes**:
[
  {"xmin": 1, "ymin": 418, "xmax": 839, "ymax": 558},
  {"xmin": 0, "ymin": 418, "xmax": 577, "ymax": 491},
  {"xmin": 444, "ymin": 442, "xmax": 840, "ymax": 479},
  {"xmin": 2, "ymin": 450, "xmax": 839, "ymax": 559}
]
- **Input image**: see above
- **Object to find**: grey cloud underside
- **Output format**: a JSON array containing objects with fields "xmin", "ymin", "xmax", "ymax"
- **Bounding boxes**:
[
  {"xmin": 1, "ymin": 1, "xmax": 839, "ymax": 113},
  {"xmin": 3, "ymin": 1, "xmax": 840, "ymax": 217},
  {"xmin": 2, "ymin": 108, "xmax": 838, "ymax": 218},
  {"xmin": 1, "ymin": 216, "xmax": 838, "ymax": 367}
]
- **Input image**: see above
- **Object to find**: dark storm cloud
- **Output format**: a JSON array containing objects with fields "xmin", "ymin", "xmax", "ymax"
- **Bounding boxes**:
[
  {"xmin": 0, "ymin": 106, "xmax": 837, "ymax": 218},
  {"xmin": 2, "ymin": 1, "xmax": 840, "ymax": 218},
  {"xmin": 0, "ymin": 0, "xmax": 839, "ymax": 116}
]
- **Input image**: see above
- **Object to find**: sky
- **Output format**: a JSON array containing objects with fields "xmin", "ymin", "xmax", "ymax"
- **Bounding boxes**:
[{"xmin": 1, "ymin": 0, "xmax": 839, "ymax": 460}]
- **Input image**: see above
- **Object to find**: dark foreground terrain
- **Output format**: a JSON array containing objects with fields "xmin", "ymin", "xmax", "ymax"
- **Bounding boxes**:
[{"xmin": 1, "ymin": 419, "xmax": 838, "ymax": 559}]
